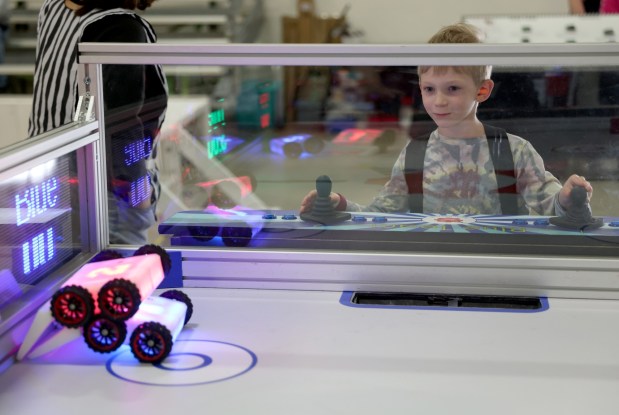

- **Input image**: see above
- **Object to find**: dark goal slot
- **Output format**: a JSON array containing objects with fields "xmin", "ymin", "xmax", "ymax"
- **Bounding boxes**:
[{"xmin": 351, "ymin": 292, "xmax": 543, "ymax": 310}]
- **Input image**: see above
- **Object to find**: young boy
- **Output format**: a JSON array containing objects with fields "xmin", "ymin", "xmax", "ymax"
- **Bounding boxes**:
[{"xmin": 300, "ymin": 23, "xmax": 592, "ymax": 216}]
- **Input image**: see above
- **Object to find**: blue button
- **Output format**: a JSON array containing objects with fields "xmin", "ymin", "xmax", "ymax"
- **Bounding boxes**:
[
  {"xmin": 262, "ymin": 214, "xmax": 277, "ymax": 220},
  {"xmin": 352, "ymin": 216, "xmax": 367, "ymax": 222},
  {"xmin": 512, "ymin": 219, "xmax": 528, "ymax": 225},
  {"xmin": 282, "ymin": 214, "xmax": 297, "ymax": 220},
  {"xmin": 372, "ymin": 216, "xmax": 388, "ymax": 223},
  {"xmin": 533, "ymin": 219, "xmax": 550, "ymax": 226}
]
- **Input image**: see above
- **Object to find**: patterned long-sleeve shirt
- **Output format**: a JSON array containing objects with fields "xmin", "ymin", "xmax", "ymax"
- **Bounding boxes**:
[{"xmin": 345, "ymin": 130, "xmax": 564, "ymax": 216}]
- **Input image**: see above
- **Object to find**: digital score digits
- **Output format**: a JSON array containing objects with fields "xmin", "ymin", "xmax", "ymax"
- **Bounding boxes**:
[
  {"xmin": 15, "ymin": 177, "xmax": 58, "ymax": 275},
  {"xmin": 205, "ymin": 104, "xmax": 243, "ymax": 159},
  {"xmin": 116, "ymin": 136, "xmax": 153, "ymax": 208},
  {"xmin": 1, "ymin": 156, "xmax": 79, "ymax": 285}
]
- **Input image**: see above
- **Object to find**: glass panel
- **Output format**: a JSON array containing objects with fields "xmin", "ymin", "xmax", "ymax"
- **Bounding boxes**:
[
  {"xmin": 103, "ymin": 62, "xmax": 619, "ymax": 256},
  {"xmin": 101, "ymin": 62, "xmax": 168, "ymax": 246},
  {"xmin": 0, "ymin": 151, "xmax": 82, "ymax": 316}
]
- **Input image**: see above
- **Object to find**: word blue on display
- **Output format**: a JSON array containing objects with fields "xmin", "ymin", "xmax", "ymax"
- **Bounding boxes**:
[
  {"xmin": 14, "ymin": 176, "xmax": 60, "ymax": 275},
  {"xmin": 14, "ymin": 177, "xmax": 59, "ymax": 226}
]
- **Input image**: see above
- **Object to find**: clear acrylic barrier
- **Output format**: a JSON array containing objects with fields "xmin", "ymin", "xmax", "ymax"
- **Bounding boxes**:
[
  {"xmin": 80, "ymin": 43, "xmax": 619, "ymax": 297},
  {"xmin": 0, "ymin": 121, "xmax": 102, "ymax": 337}
]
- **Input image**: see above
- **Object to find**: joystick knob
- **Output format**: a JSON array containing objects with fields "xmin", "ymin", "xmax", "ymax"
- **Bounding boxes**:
[
  {"xmin": 315, "ymin": 175, "xmax": 332, "ymax": 198},
  {"xmin": 570, "ymin": 185, "xmax": 587, "ymax": 206},
  {"xmin": 300, "ymin": 175, "xmax": 351, "ymax": 225},
  {"xmin": 549, "ymin": 186, "xmax": 603, "ymax": 230}
]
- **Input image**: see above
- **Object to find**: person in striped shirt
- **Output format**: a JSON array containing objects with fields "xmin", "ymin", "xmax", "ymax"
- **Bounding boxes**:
[{"xmin": 29, "ymin": 0, "xmax": 168, "ymax": 244}]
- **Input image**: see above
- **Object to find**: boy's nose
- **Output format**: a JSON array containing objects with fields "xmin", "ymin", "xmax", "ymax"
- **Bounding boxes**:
[{"xmin": 435, "ymin": 93, "xmax": 448, "ymax": 105}]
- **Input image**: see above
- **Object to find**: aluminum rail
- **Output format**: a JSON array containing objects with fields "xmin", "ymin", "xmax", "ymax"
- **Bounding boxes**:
[
  {"xmin": 177, "ymin": 247, "xmax": 619, "ymax": 299},
  {"xmin": 78, "ymin": 42, "xmax": 619, "ymax": 66},
  {"xmin": 0, "ymin": 122, "xmax": 98, "ymax": 181}
]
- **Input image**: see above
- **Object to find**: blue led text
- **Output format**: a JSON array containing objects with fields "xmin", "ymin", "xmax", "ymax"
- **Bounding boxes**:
[
  {"xmin": 130, "ymin": 174, "xmax": 151, "ymax": 207},
  {"xmin": 22, "ymin": 227, "xmax": 55, "ymax": 275},
  {"xmin": 124, "ymin": 137, "xmax": 152, "ymax": 167},
  {"xmin": 15, "ymin": 177, "xmax": 59, "ymax": 226}
]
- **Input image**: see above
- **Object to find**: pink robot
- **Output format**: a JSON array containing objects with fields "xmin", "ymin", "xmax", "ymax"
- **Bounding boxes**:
[
  {"xmin": 17, "ymin": 245, "xmax": 192, "ymax": 365},
  {"xmin": 50, "ymin": 245, "xmax": 171, "ymax": 328},
  {"xmin": 83, "ymin": 289, "xmax": 193, "ymax": 364}
]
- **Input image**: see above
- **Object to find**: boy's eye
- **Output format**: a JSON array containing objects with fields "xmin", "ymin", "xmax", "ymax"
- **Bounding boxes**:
[
  {"xmin": 448, "ymin": 86, "xmax": 460, "ymax": 92},
  {"xmin": 422, "ymin": 86, "xmax": 434, "ymax": 93}
]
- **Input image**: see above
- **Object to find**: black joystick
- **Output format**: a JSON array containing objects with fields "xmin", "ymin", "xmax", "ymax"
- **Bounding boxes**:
[
  {"xmin": 549, "ymin": 186, "xmax": 603, "ymax": 230},
  {"xmin": 300, "ymin": 175, "xmax": 352, "ymax": 225}
]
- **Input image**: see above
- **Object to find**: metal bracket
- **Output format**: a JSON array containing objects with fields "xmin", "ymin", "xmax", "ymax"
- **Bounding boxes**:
[{"xmin": 74, "ymin": 93, "xmax": 95, "ymax": 123}]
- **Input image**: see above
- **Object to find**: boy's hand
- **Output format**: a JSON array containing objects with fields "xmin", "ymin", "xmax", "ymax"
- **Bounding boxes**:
[
  {"xmin": 558, "ymin": 174, "xmax": 593, "ymax": 210},
  {"xmin": 300, "ymin": 190, "xmax": 341, "ymax": 214}
]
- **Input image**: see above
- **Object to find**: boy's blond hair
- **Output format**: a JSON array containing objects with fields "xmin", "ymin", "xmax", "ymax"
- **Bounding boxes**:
[{"xmin": 418, "ymin": 23, "xmax": 492, "ymax": 86}]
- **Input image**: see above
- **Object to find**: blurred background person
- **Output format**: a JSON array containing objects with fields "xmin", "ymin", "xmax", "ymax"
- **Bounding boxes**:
[{"xmin": 569, "ymin": 0, "xmax": 600, "ymax": 14}]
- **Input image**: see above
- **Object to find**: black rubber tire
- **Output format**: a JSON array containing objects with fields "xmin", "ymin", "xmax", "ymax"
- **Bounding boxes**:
[
  {"xmin": 188, "ymin": 225, "xmax": 220, "ymax": 242},
  {"xmin": 84, "ymin": 315, "xmax": 127, "ymax": 353},
  {"xmin": 283, "ymin": 142, "xmax": 303, "ymax": 159},
  {"xmin": 160, "ymin": 289, "xmax": 194, "ymax": 325},
  {"xmin": 221, "ymin": 224, "xmax": 252, "ymax": 247},
  {"xmin": 303, "ymin": 136, "xmax": 325, "ymax": 154},
  {"xmin": 50, "ymin": 285, "xmax": 95, "ymax": 328},
  {"xmin": 181, "ymin": 183, "xmax": 209, "ymax": 208},
  {"xmin": 210, "ymin": 180, "xmax": 242, "ymax": 209},
  {"xmin": 130, "ymin": 321, "xmax": 173, "ymax": 364},
  {"xmin": 133, "ymin": 244, "xmax": 172, "ymax": 275},
  {"xmin": 97, "ymin": 278, "xmax": 141, "ymax": 321}
]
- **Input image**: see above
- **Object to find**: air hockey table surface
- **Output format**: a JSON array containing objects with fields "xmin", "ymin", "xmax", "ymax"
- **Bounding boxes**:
[{"xmin": 2, "ymin": 287, "xmax": 619, "ymax": 414}]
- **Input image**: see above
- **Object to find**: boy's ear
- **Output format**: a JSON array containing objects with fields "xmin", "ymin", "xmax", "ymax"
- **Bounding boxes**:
[{"xmin": 476, "ymin": 80, "xmax": 494, "ymax": 103}]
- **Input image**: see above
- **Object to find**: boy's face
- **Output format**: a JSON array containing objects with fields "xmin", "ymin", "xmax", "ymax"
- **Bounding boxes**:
[{"xmin": 419, "ymin": 67, "xmax": 493, "ymax": 138}]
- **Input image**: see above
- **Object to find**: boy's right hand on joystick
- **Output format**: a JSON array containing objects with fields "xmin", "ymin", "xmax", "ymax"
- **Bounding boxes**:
[{"xmin": 300, "ymin": 190, "xmax": 340, "ymax": 214}]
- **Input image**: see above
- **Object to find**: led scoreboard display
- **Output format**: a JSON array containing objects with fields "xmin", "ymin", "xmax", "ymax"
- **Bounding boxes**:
[
  {"xmin": 0, "ymin": 154, "xmax": 80, "ymax": 286},
  {"xmin": 207, "ymin": 108, "xmax": 228, "ymax": 159},
  {"xmin": 123, "ymin": 136, "xmax": 152, "ymax": 207},
  {"xmin": 203, "ymin": 104, "xmax": 243, "ymax": 159}
]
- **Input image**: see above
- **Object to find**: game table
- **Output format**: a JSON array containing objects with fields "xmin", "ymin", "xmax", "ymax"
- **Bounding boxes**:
[
  {"xmin": 2, "ymin": 286, "xmax": 619, "ymax": 414},
  {"xmin": 4, "ymin": 40, "xmax": 619, "ymax": 415}
]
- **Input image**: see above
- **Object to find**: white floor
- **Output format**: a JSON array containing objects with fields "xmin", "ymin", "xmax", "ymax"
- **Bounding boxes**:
[{"xmin": 2, "ymin": 287, "xmax": 619, "ymax": 414}]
